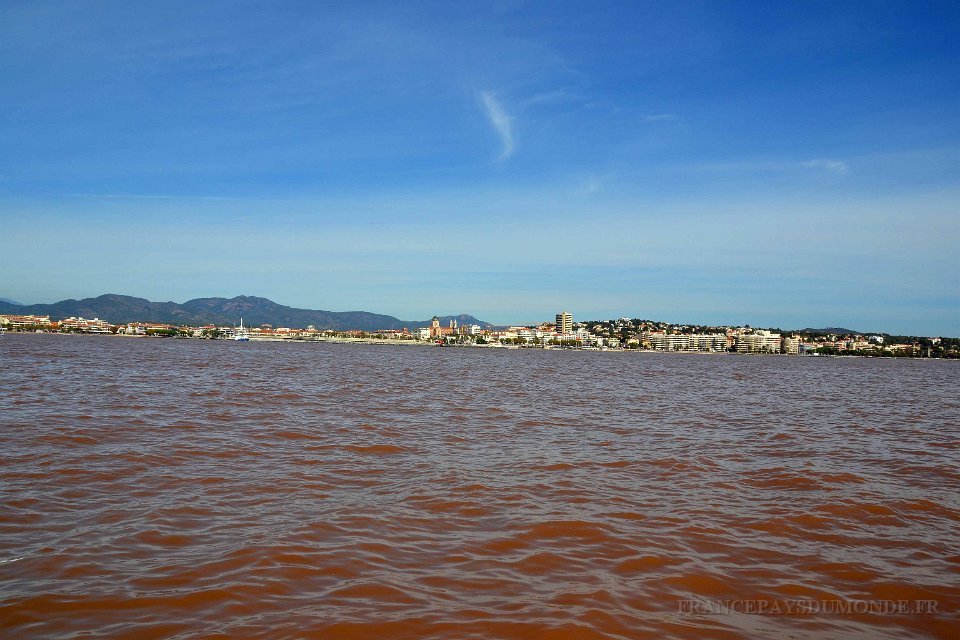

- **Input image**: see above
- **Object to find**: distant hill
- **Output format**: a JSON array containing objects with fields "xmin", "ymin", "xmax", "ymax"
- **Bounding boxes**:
[
  {"xmin": 0, "ymin": 297, "xmax": 21, "ymax": 305},
  {"xmin": 0, "ymin": 294, "xmax": 489, "ymax": 332}
]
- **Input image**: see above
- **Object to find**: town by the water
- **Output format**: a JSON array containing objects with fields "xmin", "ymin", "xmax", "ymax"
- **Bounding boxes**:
[{"xmin": 2, "ymin": 310, "xmax": 956, "ymax": 358}]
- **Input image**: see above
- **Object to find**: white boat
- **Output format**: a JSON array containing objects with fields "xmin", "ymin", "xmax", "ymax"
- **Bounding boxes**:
[{"xmin": 233, "ymin": 318, "xmax": 250, "ymax": 341}]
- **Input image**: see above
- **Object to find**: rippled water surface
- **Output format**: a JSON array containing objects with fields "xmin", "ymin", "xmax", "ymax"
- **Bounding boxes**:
[{"xmin": 1, "ymin": 334, "xmax": 958, "ymax": 639}]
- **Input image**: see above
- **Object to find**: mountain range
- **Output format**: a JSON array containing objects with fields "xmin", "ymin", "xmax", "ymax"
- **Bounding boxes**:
[{"xmin": 0, "ymin": 294, "xmax": 489, "ymax": 332}]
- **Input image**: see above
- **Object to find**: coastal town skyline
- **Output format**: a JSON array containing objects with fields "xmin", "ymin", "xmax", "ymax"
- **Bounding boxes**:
[
  {"xmin": 3, "ymin": 294, "xmax": 957, "ymax": 352},
  {"xmin": 4, "ymin": 309, "xmax": 954, "ymax": 358},
  {"xmin": 2, "ymin": 3, "xmax": 958, "ymax": 336},
  {"xmin": 0, "ymin": 291, "xmax": 956, "ymax": 339}
]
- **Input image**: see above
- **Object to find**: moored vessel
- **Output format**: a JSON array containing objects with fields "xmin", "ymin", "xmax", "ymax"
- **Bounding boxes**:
[{"xmin": 233, "ymin": 318, "xmax": 250, "ymax": 341}]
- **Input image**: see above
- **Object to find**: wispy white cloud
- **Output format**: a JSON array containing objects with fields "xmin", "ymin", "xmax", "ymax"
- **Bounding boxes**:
[
  {"xmin": 643, "ymin": 113, "xmax": 678, "ymax": 122},
  {"xmin": 524, "ymin": 89, "xmax": 582, "ymax": 107},
  {"xmin": 479, "ymin": 91, "xmax": 514, "ymax": 160},
  {"xmin": 802, "ymin": 158, "xmax": 849, "ymax": 175},
  {"xmin": 575, "ymin": 173, "xmax": 610, "ymax": 195}
]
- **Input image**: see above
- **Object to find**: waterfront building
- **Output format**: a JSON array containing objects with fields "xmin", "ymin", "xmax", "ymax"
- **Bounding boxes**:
[
  {"xmin": 736, "ymin": 331, "xmax": 782, "ymax": 353},
  {"xmin": 576, "ymin": 327, "xmax": 597, "ymax": 346},
  {"xmin": 782, "ymin": 336, "xmax": 801, "ymax": 355},
  {"xmin": 57, "ymin": 317, "xmax": 114, "ymax": 334},
  {"xmin": 692, "ymin": 333, "xmax": 729, "ymax": 352},
  {"xmin": 516, "ymin": 328, "xmax": 537, "ymax": 342},
  {"xmin": 556, "ymin": 311, "xmax": 573, "ymax": 334},
  {"xmin": 641, "ymin": 331, "xmax": 728, "ymax": 352},
  {"xmin": 0, "ymin": 314, "xmax": 53, "ymax": 329}
]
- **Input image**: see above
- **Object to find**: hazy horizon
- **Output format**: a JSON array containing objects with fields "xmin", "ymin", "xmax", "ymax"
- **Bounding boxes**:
[{"xmin": 2, "ymin": 2, "xmax": 958, "ymax": 335}]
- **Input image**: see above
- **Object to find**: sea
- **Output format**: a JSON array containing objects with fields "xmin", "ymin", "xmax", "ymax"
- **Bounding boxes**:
[{"xmin": 1, "ymin": 333, "xmax": 957, "ymax": 639}]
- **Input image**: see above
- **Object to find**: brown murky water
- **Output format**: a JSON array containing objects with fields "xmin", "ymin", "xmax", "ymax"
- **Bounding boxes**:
[{"xmin": 1, "ymin": 334, "xmax": 958, "ymax": 639}]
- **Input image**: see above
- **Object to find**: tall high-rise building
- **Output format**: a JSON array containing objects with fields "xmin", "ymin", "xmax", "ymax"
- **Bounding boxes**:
[{"xmin": 556, "ymin": 311, "xmax": 573, "ymax": 334}]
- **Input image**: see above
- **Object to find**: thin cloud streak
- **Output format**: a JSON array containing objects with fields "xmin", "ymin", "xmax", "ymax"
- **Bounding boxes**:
[
  {"xmin": 479, "ymin": 91, "xmax": 514, "ymax": 160},
  {"xmin": 643, "ymin": 113, "xmax": 678, "ymax": 122},
  {"xmin": 802, "ymin": 158, "xmax": 849, "ymax": 175}
]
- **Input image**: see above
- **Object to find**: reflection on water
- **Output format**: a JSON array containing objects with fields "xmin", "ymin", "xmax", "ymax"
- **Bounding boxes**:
[{"xmin": 1, "ymin": 334, "xmax": 958, "ymax": 638}]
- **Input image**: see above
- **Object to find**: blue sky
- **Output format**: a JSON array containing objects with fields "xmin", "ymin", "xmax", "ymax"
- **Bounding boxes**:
[{"xmin": 1, "ymin": 1, "xmax": 958, "ymax": 334}]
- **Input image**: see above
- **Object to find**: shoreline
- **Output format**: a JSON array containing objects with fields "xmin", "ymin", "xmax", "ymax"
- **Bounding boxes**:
[{"xmin": 3, "ymin": 331, "xmax": 954, "ymax": 360}]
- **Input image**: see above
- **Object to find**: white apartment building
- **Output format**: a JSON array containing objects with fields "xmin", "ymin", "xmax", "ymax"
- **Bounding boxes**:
[
  {"xmin": 736, "ymin": 330, "xmax": 782, "ymax": 353},
  {"xmin": 782, "ymin": 336, "xmax": 801, "ymax": 354},
  {"xmin": 642, "ymin": 331, "xmax": 728, "ymax": 352}
]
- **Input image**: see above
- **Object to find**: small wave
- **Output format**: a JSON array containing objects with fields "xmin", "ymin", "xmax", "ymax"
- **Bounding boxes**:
[{"xmin": 343, "ymin": 444, "xmax": 409, "ymax": 454}]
